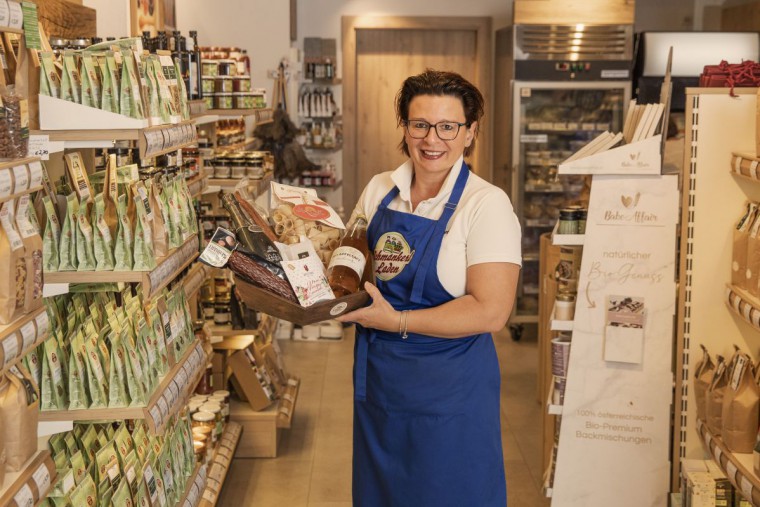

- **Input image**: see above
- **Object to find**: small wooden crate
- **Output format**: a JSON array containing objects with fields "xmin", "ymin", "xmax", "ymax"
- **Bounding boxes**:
[{"xmin": 231, "ymin": 399, "xmax": 281, "ymax": 458}]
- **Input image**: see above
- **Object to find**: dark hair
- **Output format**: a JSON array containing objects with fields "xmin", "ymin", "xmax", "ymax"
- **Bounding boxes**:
[{"xmin": 395, "ymin": 69, "xmax": 484, "ymax": 157}]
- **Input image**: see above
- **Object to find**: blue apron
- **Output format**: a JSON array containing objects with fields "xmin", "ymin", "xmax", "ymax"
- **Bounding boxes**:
[{"xmin": 353, "ymin": 163, "xmax": 507, "ymax": 507}]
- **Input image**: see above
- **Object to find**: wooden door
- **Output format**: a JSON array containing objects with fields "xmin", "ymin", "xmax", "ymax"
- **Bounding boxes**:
[{"xmin": 343, "ymin": 17, "xmax": 492, "ymax": 213}]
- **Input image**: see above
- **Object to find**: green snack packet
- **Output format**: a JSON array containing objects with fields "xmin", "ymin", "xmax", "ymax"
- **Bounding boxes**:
[
  {"xmin": 143, "ymin": 56, "xmax": 161, "ymax": 125},
  {"xmin": 75, "ymin": 198, "xmax": 96, "ymax": 270},
  {"xmin": 146, "ymin": 305, "xmax": 170, "ymax": 375},
  {"xmin": 102, "ymin": 51, "xmax": 120, "ymax": 113},
  {"xmin": 132, "ymin": 423, "xmax": 150, "ymax": 465},
  {"xmin": 83, "ymin": 334, "xmax": 108, "ymax": 408},
  {"xmin": 132, "ymin": 184, "xmax": 156, "ymax": 270},
  {"xmin": 53, "ymin": 449, "xmax": 68, "ymax": 470},
  {"xmin": 63, "ymin": 432, "xmax": 78, "ymax": 457},
  {"xmin": 71, "ymin": 450, "xmax": 87, "ymax": 486},
  {"xmin": 107, "ymin": 330, "xmax": 130, "ymax": 408},
  {"xmin": 68, "ymin": 331, "xmax": 90, "ymax": 410},
  {"xmin": 79, "ymin": 425, "xmax": 99, "ymax": 465},
  {"xmin": 41, "ymin": 335, "xmax": 67, "ymax": 410},
  {"xmin": 91, "ymin": 322, "xmax": 111, "ymax": 379},
  {"xmin": 172, "ymin": 176, "xmax": 193, "ymax": 242},
  {"xmin": 142, "ymin": 460, "xmax": 165, "ymax": 507},
  {"xmin": 24, "ymin": 346, "xmax": 42, "ymax": 389},
  {"xmin": 134, "ymin": 312, "xmax": 156, "ymax": 392},
  {"xmin": 123, "ymin": 327, "xmax": 147, "ymax": 406},
  {"xmin": 58, "ymin": 193, "xmax": 78, "ymax": 271},
  {"xmin": 39, "ymin": 51, "xmax": 61, "ymax": 98},
  {"xmin": 80, "ymin": 51, "xmax": 101, "ymax": 108},
  {"xmin": 134, "ymin": 473, "xmax": 151, "ymax": 507},
  {"xmin": 60, "ymin": 50, "xmax": 81, "ymax": 103},
  {"xmin": 120, "ymin": 50, "xmax": 145, "ymax": 119},
  {"xmin": 49, "ymin": 467, "xmax": 75, "ymax": 498},
  {"xmin": 155, "ymin": 178, "xmax": 179, "ymax": 249},
  {"xmin": 69, "ymin": 474, "xmax": 97, "ymax": 507},
  {"xmin": 95, "ymin": 441, "xmax": 120, "ymax": 486},
  {"xmin": 174, "ymin": 57, "xmax": 190, "ymax": 119},
  {"xmin": 150, "ymin": 451, "xmax": 170, "ymax": 507},
  {"xmin": 112, "ymin": 479, "xmax": 133, "ymax": 507},
  {"xmin": 49, "ymin": 433, "xmax": 66, "ymax": 456},
  {"xmin": 98, "ymin": 477, "xmax": 113, "ymax": 506},
  {"xmin": 92, "ymin": 194, "xmax": 116, "ymax": 271},
  {"xmin": 114, "ymin": 193, "xmax": 133, "ymax": 270},
  {"xmin": 146, "ymin": 179, "xmax": 169, "ymax": 258}
]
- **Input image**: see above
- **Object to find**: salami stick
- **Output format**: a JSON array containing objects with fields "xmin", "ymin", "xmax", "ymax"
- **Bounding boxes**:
[{"xmin": 234, "ymin": 190, "xmax": 278, "ymax": 243}]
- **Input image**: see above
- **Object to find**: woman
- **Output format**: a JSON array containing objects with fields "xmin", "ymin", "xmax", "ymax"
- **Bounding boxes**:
[{"xmin": 337, "ymin": 69, "xmax": 522, "ymax": 506}]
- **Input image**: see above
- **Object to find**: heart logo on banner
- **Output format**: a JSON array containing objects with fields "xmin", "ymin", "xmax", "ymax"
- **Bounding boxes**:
[{"xmin": 621, "ymin": 192, "xmax": 641, "ymax": 208}]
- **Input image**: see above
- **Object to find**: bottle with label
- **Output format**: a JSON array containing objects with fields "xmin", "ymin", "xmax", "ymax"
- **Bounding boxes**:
[
  {"xmin": 328, "ymin": 216, "xmax": 369, "ymax": 297},
  {"xmin": 312, "ymin": 122, "xmax": 323, "ymax": 148}
]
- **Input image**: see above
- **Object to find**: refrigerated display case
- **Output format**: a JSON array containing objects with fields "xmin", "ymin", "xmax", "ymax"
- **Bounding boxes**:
[{"xmin": 507, "ymin": 24, "xmax": 632, "ymax": 339}]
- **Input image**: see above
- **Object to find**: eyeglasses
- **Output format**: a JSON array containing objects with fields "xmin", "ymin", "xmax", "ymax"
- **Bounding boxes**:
[{"xmin": 404, "ymin": 120, "xmax": 467, "ymax": 140}]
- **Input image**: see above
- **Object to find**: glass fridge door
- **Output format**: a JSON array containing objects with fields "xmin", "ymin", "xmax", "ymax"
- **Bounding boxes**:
[{"xmin": 510, "ymin": 81, "xmax": 630, "ymax": 322}]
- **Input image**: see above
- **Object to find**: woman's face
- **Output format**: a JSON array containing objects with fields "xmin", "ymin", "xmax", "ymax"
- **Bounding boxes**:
[{"xmin": 405, "ymin": 94, "xmax": 476, "ymax": 178}]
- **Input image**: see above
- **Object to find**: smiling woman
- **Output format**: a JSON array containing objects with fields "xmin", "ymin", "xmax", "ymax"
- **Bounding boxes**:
[{"xmin": 337, "ymin": 69, "xmax": 522, "ymax": 506}]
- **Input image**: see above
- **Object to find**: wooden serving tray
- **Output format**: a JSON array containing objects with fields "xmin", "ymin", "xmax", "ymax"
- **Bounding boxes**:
[{"xmin": 234, "ymin": 276, "xmax": 370, "ymax": 325}]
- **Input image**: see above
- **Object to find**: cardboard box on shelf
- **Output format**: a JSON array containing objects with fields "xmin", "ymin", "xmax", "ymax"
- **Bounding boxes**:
[{"xmin": 227, "ymin": 347, "xmax": 276, "ymax": 411}]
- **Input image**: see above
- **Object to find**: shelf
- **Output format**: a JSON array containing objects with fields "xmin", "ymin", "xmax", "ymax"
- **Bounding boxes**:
[
  {"xmin": 208, "ymin": 325, "xmax": 262, "ymax": 338},
  {"xmin": 44, "ymin": 235, "xmax": 199, "ymax": 300},
  {"xmin": 0, "ymin": 450, "xmax": 56, "ymax": 507},
  {"xmin": 34, "ymin": 119, "xmax": 198, "ymax": 159},
  {"xmin": 205, "ymin": 108, "xmax": 269, "ymax": 118},
  {"xmin": 206, "ymin": 173, "xmax": 273, "ymax": 195},
  {"xmin": 277, "ymin": 377, "xmax": 300, "ymax": 429},
  {"xmin": 550, "ymin": 305, "xmax": 574, "ymax": 332},
  {"xmin": 551, "ymin": 221, "xmax": 585, "ymax": 246},
  {"xmin": 303, "ymin": 143, "xmax": 342, "ymax": 152},
  {"xmin": 523, "ymin": 285, "xmax": 540, "ymax": 295},
  {"xmin": 525, "ymin": 183, "xmax": 573, "ymax": 193},
  {"xmin": 187, "ymin": 174, "xmax": 209, "ymax": 199},
  {"xmin": 725, "ymin": 284, "xmax": 760, "ymax": 332},
  {"xmin": 199, "ymin": 422, "xmax": 243, "ymax": 506},
  {"xmin": 528, "ymin": 122, "xmax": 609, "ymax": 132},
  {"xmin": 525, "ymin": 219, "xmax": 556, "ymax": 228},
  {"xmin": 178, "ymin": 462, "xmax": 208, "ymax": 507},
  {"xmin": 216, "ymin": 137, "xmax": 256, "ymax": 151},
  {"xmin": 301, "ymin": 78, "xmax": 342, "ymax": 85},
  {"xmin": 546, "ymin": 383, "xmax": 563, "ymax": 416},
  {"xmin": 39, "ymin": 340, "xmax": 208, "ymax": 434},
  {"xmin": 192, "ymin": 114, "xmax": 221, "ymax": 126},
  {"xmin": 304, "ymin": 179, "xmax": 342, "ymax": 191},
  {"xmin": 0, "ymin": 307, "xmax": 49, "ymax": 378},
  {"xmin": 697, "ymin": 419, "xmax": 760, "ymax": 505}
]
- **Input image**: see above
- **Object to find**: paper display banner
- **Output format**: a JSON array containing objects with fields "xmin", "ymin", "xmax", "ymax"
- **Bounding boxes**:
[{"xmin": 558, "ymin": 135, "xmax": 662, "ymax": 175}]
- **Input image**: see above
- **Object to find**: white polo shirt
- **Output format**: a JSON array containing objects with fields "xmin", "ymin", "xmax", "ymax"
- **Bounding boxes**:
[{"xmin": 353, "ymin": 156, "xmax": 522, "ymax": 298}]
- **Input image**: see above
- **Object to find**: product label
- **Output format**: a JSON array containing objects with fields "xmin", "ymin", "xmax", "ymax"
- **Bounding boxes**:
[
  {"xmin": 19, "ymin": 320, "xmax": 35, "ymax": 349},
  {"xmin": 2, "ymin": 333, "xmax": 18, "ymax": 362},
  {"xmin": 12, "ymin": 164, "xmax": 28, "ymax": 192},
  {"xmin": 727, "ymin": 460, "xmax": 738, "ymax": 482},
  {"xmin": 328, "ymin": 246, "xmax": 366, "ymax": 279},
  {"xmin": 97, "ymin": 215, "xmax": 113, "ymax": 243},
  {"xmin": 0, "ymin": 1, "xmax": 9, "ymax": 26},
  {"xmin": 373, "ymin": 232, "xmax": 415, "ymax": 281},
  {"xmin": 731, "ymin": 355, "xmax": 747, "ymax": 390},
  {"xmin": 1, "ymin": 201, "xmax": 22, "ymax": 251},
  {"xmin": 0, "ymin": 168, "xmax": 11, "ymax": 197},
  {"xmin": 35, "ymin": 311, "xmax": 49, "ymax": 337},
  {"xmin": 15, "ymin": 195, "xmax": 35, "ymax": 238},
  {"xmin": 144, "ymin": 465, "xmax": 158, "ymax": 503},
  {"xmin": 199, "ymin": 227, "xmax": 235, "ymax": 267},
  {"xmin": 8, "ymin": 0, "xmax": 21, "ymax": 29},
  {"xmin": 13, "ymin": 484, "xmax": 34, "ymax": 506},
  {"xmin": 32, "ymin": 463, "xmax": 51, "ymax": 496}
]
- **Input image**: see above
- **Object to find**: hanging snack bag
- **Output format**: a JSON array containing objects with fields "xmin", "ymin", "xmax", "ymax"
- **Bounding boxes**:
[
  {"xmin": 143, "ymin": 55, "xmax": 162, "ymax": 126},
  {"xmin": 68, "ymin": 331, "xmax": 90, "ymax": 410},
  {"xmin": 83, "ymin": 334, "xmax": 108, "ymax": 408},
  {"xmin": 133, "ymin": 182, "xmax": 156, "ymax": 270},
  {"xmin": 108, "ymin": 331, "xmax": 130, "ymax": 408},
  {"xmin": 60, "ymin": 50, "xmax": 81, "ymax": 104},
  {"xmin": 92, "ymin": 193, "xmax": 116, "ymax": 270},
  {"xmin": 722, "ymin": 353, "xmax": 759, "ymax": 453},
  {"xmin": 70, "ymin": 474, "xmax": 97, "ymax": 506},
  {"xmin": 174, "ymin": 56, "xmax": 190, "ymax": 119},
  {"xmin": 75, "ymin": 198, "xmax": 97, "ymax": 271},
  {"xmin": 146, "ymin": 305, "xmax": 170, "ymax": 375},
  {"xmin": 706, "ymin": 352, "xmax": 734, "ymax": 436},
  {"xmin": 146, "ymin": 178, "xmax": 168, "ymax": 258},
  {"xmin": 174, "ymin": 176, "xmax": 194, "ymax": 240},
  {"xmin": 0, "ymin": 365, "xmax": 39, "ymax": 470},
  {"xmin": 15, "ymin": 195, "xmax": 43, "ymax": 312},
  {"xmin": 157, "ymin": 52, "xmax": 182, "ymax": 123},
  {"xmin": 38, "ymin": 51, "xmax": 61, "ymax": 98},
  {"xmin": 693, "ymin": 344, "xmax": 716, "ymax": 422},
  {"xmin": 64, "ymin": 152, "xmax": 94, "ymax": 204},
  {"xmin": 114, "ymin": 193, "xmax": 134, "ymax": 270},
  {"xmin": 159, "ymin": 177, "xmax": 181, "ymax": 249},
  {"xmin": 79, "ymin": 50, "xmax": 101, "ymax": 109},
  {"xmin": 120, "ymin": 49, "xmax": 145, "ymax": 119},
  {"xmin": 23, "ymin": 346, "xmax": 42, "ymax": 389},
  {"xmin": 40, "ymin": 334, "xmax": 67, "ymax": 410},
  {"xmin": 150, "ymin": 55, "xmax": 179, "ymax": 124},
  {"xmin": 42, "ymin": 196, "xmax": 61, "ymax": 272},
  {"xmin": 57, "ymin": 193, "xmax": 78, "ymax": 271},
  {"xmin": 124, "ymin": 328, "xmax": 147, "ymax": 406},
  {"xmin": 0, "ymin": 200, "xmax": 25, "ymax": 323}
]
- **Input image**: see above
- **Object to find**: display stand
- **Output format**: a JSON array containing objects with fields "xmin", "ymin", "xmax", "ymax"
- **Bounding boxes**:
[
  {"xmin": 548, "ymin": 128, "xmax": 678, "ymax": 505},
  {"xmin": 177, "ymin": 463, "xmax": 208, "ymax": 507},
  {"xmin": 199, "ymin": 422, "xmax": 243, "ymax": 506},
  {"xmin": 0, "ymin": 450, "xmax": 56, "ymax": 507},
  {"xmin": 674, "ymin": 88, "xmax": 760, "ymax": 498}
]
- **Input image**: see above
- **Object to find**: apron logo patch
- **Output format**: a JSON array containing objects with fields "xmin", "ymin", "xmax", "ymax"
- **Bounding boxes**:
[{"xmin": 374, "ymin": 232, "xmax": 415, "ymax": 281}]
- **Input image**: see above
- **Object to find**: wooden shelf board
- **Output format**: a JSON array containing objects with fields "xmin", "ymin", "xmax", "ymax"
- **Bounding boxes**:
[
  {"xmin": 0, "ymin": 307, "xmax": 48, "ymax": 377},
  {"xmin": 34, "ymin": 129, "xmax": 141, "ymax": 142},
  {"xmin": 697, "ymin": 419, "xmax": 760, "ymax": 505},
  {"xmin": 177, "ymin": 462, "xmax": 206, "ymax": 507},
  {"xmin": 0, "ymin": 185, "xmax": 44, "ymax": 206},
  {"xmin": 182, "ymin": 263, "xmax": 210, "ymax": 301},
  {"xmin": 192, "ymin": 114, "xmax": 221, "ymax": 126},
  {"xmin": 725, "ymin": 283, "xmax": 760, "ymax": 332},
  {"xmin": 206, "ymin": 109, "xmax": 265, "ymax": 117},
  {"xmin": 144, "ymin": 238, "xmax": 200, "ymax": 299},
  {"xmin": 0, "ymin": 450, "xmax": 55, "ymax": 507},
  {"xmin": 551, "ymin": 221, "xmax": 585, "ymax": 246},
  {"xmin": 209, "ymin": 325, "xmax": 262, "ymax": 337},
  {"xmin": 144, "ymin": 139, "xmax": 198, "ymax": 159},
  {"xmin": 277, "ymin": 377, "xmax": 300, "ymax": 429},
  {"xmin": 0, "ymin": 157, "xmax": 42, "ymax": 172},
  {"xmin": 200, "ymin": 422, "xmax": 243, "ymax": 506}
]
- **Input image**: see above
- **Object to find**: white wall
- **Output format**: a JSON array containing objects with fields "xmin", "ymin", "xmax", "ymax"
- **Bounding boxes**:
[
  {"xmin": 636, "ymin": 0, "xmax": 695, "ymax": 31},
  {"xmin": 83, "ymin": 0, "xmax": 130, "ymax": 39},
  {"xmin": 177, "ymin": 0, "xmax": 292, "ymax": 92}
]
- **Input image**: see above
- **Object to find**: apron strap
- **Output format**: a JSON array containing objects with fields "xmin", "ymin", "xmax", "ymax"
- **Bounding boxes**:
[
  {"xmin": 354, "ymin": 325, "xmax": 376, "ymax": 401},
  {"xmin": 378, "ymin": 185, "xmax": 399, "ymax": 211},
  {"xmin": 410, "ymin": 164, "xmax": 470, "ymax": 303}
]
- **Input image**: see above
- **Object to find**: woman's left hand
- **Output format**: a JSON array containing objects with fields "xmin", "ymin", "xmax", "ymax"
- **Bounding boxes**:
[{"xmin": 335, "ymin": 282, "xmax": 400, "ymax": 333}]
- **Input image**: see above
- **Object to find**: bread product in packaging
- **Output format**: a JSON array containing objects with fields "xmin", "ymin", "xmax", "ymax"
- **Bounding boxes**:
[
  {"xmin": 706, "ymin": 352, "xmax": 733, "ymax": 436},
  {"xmin": 693, "ymin": 344, "xmax": 716, "ymax": 422},
  {"xmin": 42, "ymin": 196, "xmax": 61, "ymax": 272},
  {"xmin": 114, "ymin": 193, "xmax": 134, "ymax": 270},
  {"xmin": 40, "ymin": 334, "xmax": 66, "ymax": 410},
  {"xmin": 722, "ymin": 353, "xmax": 759, "ymax": 453},
  {"xmin": 0, "ymin": 200, "xmax": 25, "ymax": 323},
  {"xmin": 0, "ymin": 365, "xmax": 39, "ymax": 471},
  {"xmin": 92, "ymin": 193, "xmax": 115, "ymax": 271},
  {"xmin": 75, "ymin": 198, "xmax": 96, "ymax": 271},
  {"xmin": 132, "ymin": 181, "xmax": 156, "ymax": 270},
  {"xmin": 79, "ymin": 51, "xmax": 101, "ymax": 109},
  {"xmin": 38, "ymin": 51, "xmax": 61, "ymax": 98},
  {"xmin": 16, "ymin": 196, "xmax": 43, "ymax": 312}
]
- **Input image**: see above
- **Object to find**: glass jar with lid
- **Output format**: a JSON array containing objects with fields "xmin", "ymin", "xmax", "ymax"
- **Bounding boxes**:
[
  {"xmin": 199, "ymin": 402, "xmax": 224, "ymax": 441},
  {"xmin": 192, "ymin": 411, "xmax": 216, "ymax": 443},
  {"xmin": 193, "ymin": 441, "xmax": 207, "ymax": 463},
  {"xmin": 554, "ymin": 293, "xmax": 576, "ymax": 321},
  {"xmin": 228, "ymin": 154, "xmax": 247, "ymax": 178},
  {"xmin": 246, "ymin": 152, "xmax": 265, "ymax": 179},
  {"xmin": 557, "ymin": 209, "xmax": 580, "ymax": 235},
  {"xmin": 214, "ymin": 157, "xmax": 231, "ymax": 179}
]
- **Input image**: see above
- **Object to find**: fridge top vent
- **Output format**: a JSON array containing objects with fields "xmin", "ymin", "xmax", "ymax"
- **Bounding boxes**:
[{"xmin": 515, "ymin": 24, "xmax": 633, "ymax": 61}]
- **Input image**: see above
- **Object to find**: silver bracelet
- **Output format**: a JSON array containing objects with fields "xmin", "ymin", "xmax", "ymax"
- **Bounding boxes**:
[{"xmin": 401, "ymin": 310, "xmax": 410, "ymax": 340}]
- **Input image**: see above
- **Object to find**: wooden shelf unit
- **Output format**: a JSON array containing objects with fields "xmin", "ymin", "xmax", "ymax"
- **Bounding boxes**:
[
  {"xmin": 697, "ymin": 419, "xmax": 759, "ymax": 505},
  {"xmin": 199, "ymin": 422, "xmax": 243, "ymax": 506},
  {"xmin": 0, "ymin": 307, "xmax": 49, "ymax": 378},
  {"xmin": 0, "ymin": 451, "xmax": 56, "ymax": 507},
  {"xmin": 44, "ymin": 235, "xmax": 199, "ymax": 299},
  {"xmin": 188, "ymin": 174, "xmax": 209, "ymax": 199},
  {"xmin": 177, "ymin": 462, "xmax": 208, "ymax": 507},
  {"xmin": 39, "ymin": 340, "xmax": 207, "ymax": 434}
]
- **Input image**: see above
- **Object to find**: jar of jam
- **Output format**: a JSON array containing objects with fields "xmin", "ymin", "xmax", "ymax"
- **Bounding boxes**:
[
  {"xmin": 201, "ymin": 60, "xmax": 219, "ymax": 77},
  {"xmin": 577, "ymin": 208, "xmax": 588, "ymax": 234},
  {"xmin": 195, "ymin": 364, "xmax": 214, "ymax": 395},
  {"xmin": 193, "ymin": 441, "xmax": 206, "ymax": 463},
  {"xmin": 246, "ymin": 153, "xmax": 265, "ymax": 178},
  {"xmin": 230, "ymin": 156, "xmax": 247, "ymax": 178},
  {"xmin": 203, "ymin": 94, "xmax": 215, "ymax": 110},
  {"xmin": 214, "ymin": 93, "xmax": 234, "ymax": 110},
  {"xmin": 214, "ymin": 302, "xmax": 231, "ymax": 325},
  {"xmin": 202, "ymin": 77, "xmax": 215, "ymax": 95},
  {"xmin": 233, "ymin": 76, "xmax": 252, "ymax": 92},
  {"xmin": 215, "ymin": 76, "xmax": 234, "ymax": 93},
  {"xmin": 233, "ymin": 93, "xmax": 255, "ymax": 109},
  {"xmin": 557, "ymin": 209, "xmax": 579, "ymax": 235},
  {"xmin": 554, "ymin": 293, "xmax": 576, "ymax": 321},
  {"xmin": 214, "ymin": 158, "xmax": 231, "ymax": 179},
  {"xmin": 199, "ymin": 402, "xmax": 224, "ymax": 440},
  {"xmin": 217, "ymin": 59, "xmax": 237, "ymax": 76}
]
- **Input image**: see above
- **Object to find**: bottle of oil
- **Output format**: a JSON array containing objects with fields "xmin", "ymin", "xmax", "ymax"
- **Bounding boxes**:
[{"xmin": 328, "ymin": 216, "xmax": 369, "ymax": 297}]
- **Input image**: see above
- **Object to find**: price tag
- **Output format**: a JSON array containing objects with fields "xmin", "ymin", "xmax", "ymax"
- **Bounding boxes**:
[
  {"xmin": 283, "ymin": 394, "xmax": 294, "ymax": 403},
  {"xmin": 2, "ymin": 333, "xmax": 19, "ymax": 363},
  {"xmin": 19, "ymin": 321, "xmax": 35, "ymax": 349},
  {"xmin": 149, "ymin": 405, "xmax": 162, "ymax": 427},
  {"xmin": 288, "ymin": 378, "xmax": 299, "ymax": 387},
  {"xmin": 705, "ymin": 433, "xmax": 713, "ymax": 448},
  {"xmin": 210, "ymin": 464, "xmax": 224, "ymax": 481},
  {"xmin": 32, "ymin": 462, "xmax": 51, "ymax": 495},
  {"xmin": 12, "ymin": 164, "xmax": 28, "ymax": 192},
  {"xmin": 13, "ymin": 484, "xmax": 34, "ymax": 506},
  {"xmin": 741, "ymin": 475, "xmax": 754, "ymax": 502},
  {"xmin": 35, "ymin": 311, "xmax": 49, "ymax": 337},
  {"xmin": 713, "ymin": 445, "xmax": 723, "ymax": 463},
  {"xmin": 727, "ymin": 460, "xmax": 738, "ymax": 482},
  {"xmin": 279, "ymin": 406, "xmax": 291, "ymax": 417},
  {"xmin": 27, "ymin": 134, "xmax": 50, "ymax": 160},
  {"xmin": 157, "ymin": 395, "xmax": 169, "ymax": 417},
  {"xmin": 203, "ymin": 489, "xmax": 216, "ymax": 502}
]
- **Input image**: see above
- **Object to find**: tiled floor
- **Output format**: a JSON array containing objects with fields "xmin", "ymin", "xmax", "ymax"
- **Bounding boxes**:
[{"xmin": 219, "ymin": 325, "xmax": 549, "ymax": 506}]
